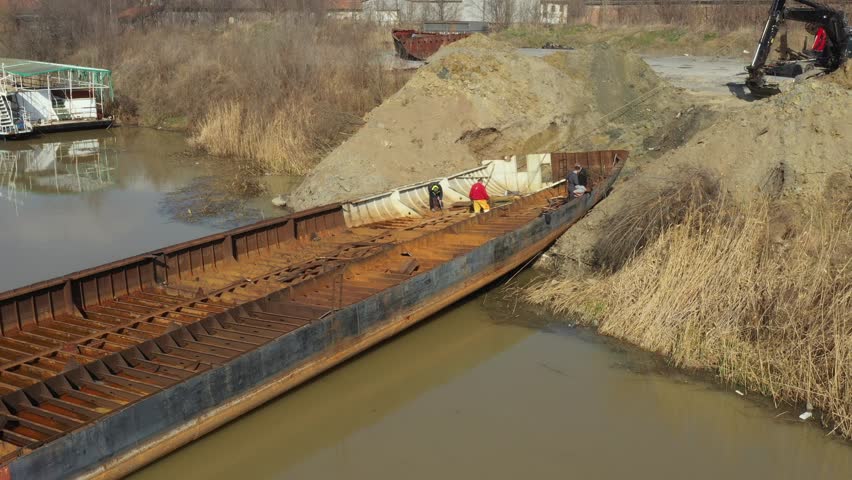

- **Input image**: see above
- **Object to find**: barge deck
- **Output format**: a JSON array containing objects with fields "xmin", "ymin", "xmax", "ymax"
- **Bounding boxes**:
[{"xmin": 0, "ymin": 150, "xmax": 626, "ymax": 479}]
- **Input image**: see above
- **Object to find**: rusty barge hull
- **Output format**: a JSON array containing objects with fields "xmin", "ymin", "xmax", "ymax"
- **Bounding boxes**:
[
  {"xmin": 0, "ymin": 150, "xmax": 626, "ymax": 479},
  {"xmin": 392, "ymin": 29, "xmax": 471, "ymax": 61}
]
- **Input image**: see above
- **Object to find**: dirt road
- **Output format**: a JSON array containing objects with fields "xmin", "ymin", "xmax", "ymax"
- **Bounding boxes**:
[{"xmin": 518, "ymin": 48, "xmax": 788, "ymax": 98}]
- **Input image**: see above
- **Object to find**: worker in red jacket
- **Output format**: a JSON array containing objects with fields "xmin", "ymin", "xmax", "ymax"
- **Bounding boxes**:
[
  {"xmin": 812, "ymin": 26, "xmax": 827, "ymax": 52},
  {"xmin": 811, "ymin": 27, "xmax": 828, "ymax": 52},
  {"xmin": 469, "ymin": 178, "xmax": 490, "ymax": 215}
]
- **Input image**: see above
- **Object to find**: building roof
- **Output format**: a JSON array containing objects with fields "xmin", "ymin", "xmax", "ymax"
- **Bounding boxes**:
[
  {"xmin": 0, "ymin": 58, "xmax": 110, "ymax": 77},
  {"xmin": 117, "ymin": 5, "xmax": 165, "ymax": 21},
  {"xmin": 0, "ymin": 0, "xmax": 39, "ymax": 12},
  {"xmin": 326, "ymin": 0, "xmax": 363, "ymax": 11}
]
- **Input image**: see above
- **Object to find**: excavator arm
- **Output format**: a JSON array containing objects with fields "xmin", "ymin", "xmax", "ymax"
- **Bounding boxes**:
[
  {"xmin": 747, "ymin": 0, "xmax": 787, "ymax": 95},
  {"xmin": 746, "ymin": 0, "xmax": 850, "ymax": 96}
]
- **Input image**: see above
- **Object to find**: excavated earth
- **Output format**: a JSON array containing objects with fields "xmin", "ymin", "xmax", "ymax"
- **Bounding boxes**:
[
  {"xmin": 290, "ymin": 35, "xmax": 717, "ymax": 210},
  {"xmin": 544, "ymin": 74, "xmax": 852, "ymax": 271},
  {"xmin": 291, "ymin": 35, "xmax": 849, "ymax": 277}
]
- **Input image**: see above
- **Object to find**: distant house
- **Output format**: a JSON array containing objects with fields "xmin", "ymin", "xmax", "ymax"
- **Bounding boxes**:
[
  {"xmin": 0, "ymin": 0, "xmax": 39, "ymax": 12},
  {"xmin": 326, "ymin": 0, "xmax": 364, "ymax": 20},
  {"xmin": 540, "ymin": 1, "xmax": 570, "ymax": 24},
  {"xmin": 0, "ymin": 0, "xmax": 39, "ymax": 24},
  {"xmin": 362, "ymin": 0, "xmax": 400, "ymax": 24},
  {"xmin": 117, "ymin": 4, "xmax": 167, "ymax": 24}
]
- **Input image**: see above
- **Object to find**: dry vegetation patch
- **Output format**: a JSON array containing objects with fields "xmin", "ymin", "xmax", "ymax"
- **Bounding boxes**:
[
  {"xmin": 526, "ymin": 48, "xmax": 852, "ymax": 438},
  {"xmin": 528, "ymin": 188, "xmax": 852, "ymax": 437},
  {"xmin": 81, "ymin": 18, "xmax": 409, "ymax": 175}
]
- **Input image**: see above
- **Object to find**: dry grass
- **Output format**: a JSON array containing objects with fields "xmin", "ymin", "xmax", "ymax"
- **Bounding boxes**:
[
  {"xmin": 70, "ymin": 17, "xmax": 409, "ymax": 175},
  {"xmin": 500, "ymin": 2, "xmax": 852, "ymax": 55},
  {"xmin": 527, "ymin": 179, "xmax": 852, "ymax": 437},
  {"xmin": 495, "ymin": 24, "xmax": 760, "ymax": 56},
  {"xmin": 591, "ymin": 170, "xmax": 719, "ymax": 271}
]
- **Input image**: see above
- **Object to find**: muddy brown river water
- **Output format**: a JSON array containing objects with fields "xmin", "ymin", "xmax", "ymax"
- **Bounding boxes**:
[
  {"xmin": 0, "ymin": 128, "xmax": 289, "ymax": 291},
  {"xmin": 2, "ymin": 129, "xmax": 851, "ymax": 479},
  {"xmin": 127, "ymin": 296, "xmax": 852, "ymax": 480}
]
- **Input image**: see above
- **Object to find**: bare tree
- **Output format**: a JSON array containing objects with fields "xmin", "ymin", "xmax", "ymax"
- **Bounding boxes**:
[
  {"xmin": 428, "ymin": 0, "xmax": 462, "ymax": 21},
  {"xmin": 394, "ymin": 0, "xmax": 462, "ymax": 22},
  {"xmin": 485, "ymin": 0, "xmax": 515, "ymax": 26},
  {"xmin": 397, "ymin": 0, "xmax": 420, "ymax": 23},
  {"xmin": 515, "ymin": 0, "xmax": 544, "ymax": 23}
]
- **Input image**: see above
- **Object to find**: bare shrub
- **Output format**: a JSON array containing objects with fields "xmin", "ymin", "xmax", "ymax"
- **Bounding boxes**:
[
  {"xmin": 2, "ymin": 4, "xmax": 406, "ymax": 175},
  {"xmin": 591, "ymin": 170, "xmax": 720, "ymax": 271},
  {"xmin": 93, "ymin": 18, "xmax": 408, "ymax": 174}
]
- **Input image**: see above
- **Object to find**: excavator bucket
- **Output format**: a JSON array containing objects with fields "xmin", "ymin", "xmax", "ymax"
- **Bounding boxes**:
[{"xmin": 746, "ymin": 78, "xmax": 782, "ymax": 97}]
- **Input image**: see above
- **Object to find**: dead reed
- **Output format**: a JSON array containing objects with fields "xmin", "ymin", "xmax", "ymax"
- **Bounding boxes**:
[
  {"xmin": 527, "ymin": 180, "xmax": 852, "ymax": 437},
  {"xmin": 591, "ymin": 170, "xmax": 719, "ymax": 271}
]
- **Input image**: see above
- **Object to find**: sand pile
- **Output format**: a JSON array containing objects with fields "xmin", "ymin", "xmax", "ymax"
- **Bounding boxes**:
[
  {"xmin": 290, "ymin": 37, "xmax": 689, "ymax": 209},
  {"xmin": 546, "ymin": 78, "xmax": 852, "ymax": 270},
  {"xmin": 826, "ymin": 62, "xmax": 852, "ymax": 89}
]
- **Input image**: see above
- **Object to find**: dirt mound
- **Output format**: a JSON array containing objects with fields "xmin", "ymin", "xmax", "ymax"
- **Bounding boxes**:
[
  {"xmin": 825, "ymin": 62, "xmax": 852, "ymax": 89},
  {"xmin": 545, "ymin": 79, "xmax": 852, "ymax": 270},
  {"xmin": 648, "ymin": 80, "xmax": 851, "ymax": 200},
  {"xmin": 290, "ymin": 37, "xmax": 689, "ymax": 209}
]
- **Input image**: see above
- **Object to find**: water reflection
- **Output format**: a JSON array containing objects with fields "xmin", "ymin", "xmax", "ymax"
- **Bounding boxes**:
[
  {"xmin": 0, "ymin": 128, "xmax": 222, "ymax": 291},
  {"xmin": 0, "ymin": 128, "xmax": 297, "ymax": 291},
  {"xmin": 0, "ymin": 139, "xmax": 116, "ymax": 214}
]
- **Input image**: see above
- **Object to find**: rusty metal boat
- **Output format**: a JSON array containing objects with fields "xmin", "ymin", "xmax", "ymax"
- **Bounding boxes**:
[
  {"xmin": 0, "ymin": 149, "xmax": 626, "ymax": 479},
  {"xmin": 392, "ymin": 29, "xmax": 472, "ymax": 61}
]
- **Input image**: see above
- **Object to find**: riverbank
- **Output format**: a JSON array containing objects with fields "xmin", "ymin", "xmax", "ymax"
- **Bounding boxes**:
[
  {"xmin": 525, "ymin": 70, "xmax": 852, "ymax": 438},
  {"xmin": 62, "ymin": 18, "xmax": 410, "ymax": 175},
  {"xmin": 3, "ymin": 10, "xmax": 850, "ymax": 448},
  {"xmin": 528, "ymin": 192, "xmax": 852, "ymax": 434}
]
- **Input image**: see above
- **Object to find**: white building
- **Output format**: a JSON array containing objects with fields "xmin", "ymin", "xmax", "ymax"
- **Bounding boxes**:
[
  {"xmin": 343, "ymin": 0, "xmax": 543, "ymax": 24},
  {"xmin": 540, "ymin": 1, "xmax": 570, "ymax": 24}
]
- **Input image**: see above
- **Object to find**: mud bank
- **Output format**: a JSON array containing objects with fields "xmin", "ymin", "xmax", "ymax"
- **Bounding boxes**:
[{"xmin": 541, "ymin": 77, "xmax": 851, "ymax": 270}]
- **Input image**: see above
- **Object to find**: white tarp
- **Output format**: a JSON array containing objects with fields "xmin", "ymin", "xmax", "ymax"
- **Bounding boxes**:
[
  {"xmin": 68, "ymin": 97, "xmax": 97, "ymax": 119},
  {"xmin": 16, "ymin": 90, "xmax": 58, "ymax": 123}
]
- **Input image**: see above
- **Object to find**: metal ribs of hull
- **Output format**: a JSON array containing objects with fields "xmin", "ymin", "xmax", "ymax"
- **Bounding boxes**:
[{"xmin": 0, "ymin": 150, "xmax": 627, "ymax": 479}]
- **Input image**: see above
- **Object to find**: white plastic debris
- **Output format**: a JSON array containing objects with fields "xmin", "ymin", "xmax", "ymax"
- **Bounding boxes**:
[
  {"xmin": 743, "ymin": 50, "xmax": 750, "ymax": 54},
  {"xmin": 271, "ymin": 194, "xmax": 287, "ymax": 207},
  {"xmin": 799, "ymin": 411, "xmax": 813, "ymax": 421},
  {"xmin": 735, "ymin": 390, "xmax": 744, "ymax": 396}
]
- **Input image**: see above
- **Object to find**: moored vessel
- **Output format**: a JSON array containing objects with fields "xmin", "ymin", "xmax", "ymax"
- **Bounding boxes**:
[{"xmin": 0, "ymin": 149, "xmax": 626, "ymax": 479}]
